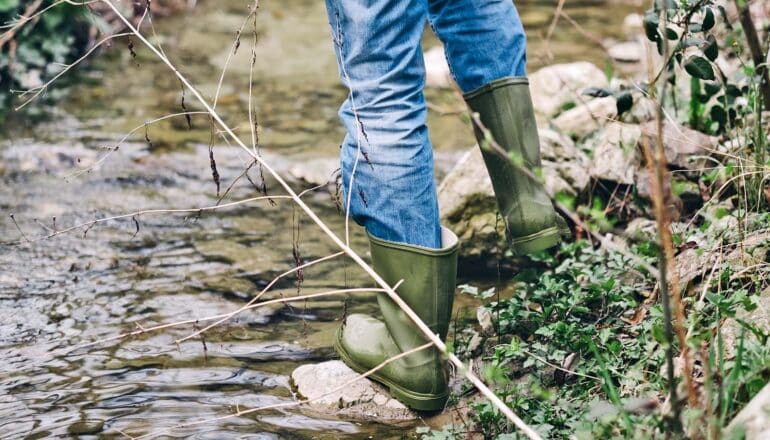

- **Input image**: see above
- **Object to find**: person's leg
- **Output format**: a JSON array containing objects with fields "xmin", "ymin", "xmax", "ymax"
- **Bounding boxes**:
[
  {"xmin": 427, "ymin": 0, "xmax": 527, "ymax": 93},
  {"xmin": 325, "ymin": 0, "xmax": 459, "ymax": 411},
  {"xmin": 429, "ymin": 0, "xmax": 566, "ymax": 255},
  {"xmin": 325, "ymin": 0, "xmax": 440, "ymax": 249}
]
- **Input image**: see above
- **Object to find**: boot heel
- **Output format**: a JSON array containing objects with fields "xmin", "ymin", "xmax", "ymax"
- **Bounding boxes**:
[
  {"xmin": 388, "ymin": 384, "xmax": 448, "ymax": 412},
  {"xmin": 510, "ymin": 226, "xmax": 561, "ymax": 255}
]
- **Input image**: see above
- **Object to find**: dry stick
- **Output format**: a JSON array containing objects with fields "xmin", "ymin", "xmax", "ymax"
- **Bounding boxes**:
[
  {"xmin": 212, "ymin": 1, "xmax": 259, "ymax": 109},
  {"xmin": 101, "ymin": 2, "xmax": 540, "ymax": 437},
  {"xmin": 127, "ymin": 342, "xmax": 435, "ymax": 440},
  {"xmin": 1, "ymin": 194, "xmax": 289, "ymax": 246},
  {"xmin": 734, "ymin": 0, "xmax": 770, "ymax": 111},
  {"xmin": 0, "ymin": 0, "xmax": 98, "ymax": 36},
  {"xmin": 0, "ymin": 0, "xmax": 44, "ymax": 49},
  {"xmin": 67, "ymin": 111, "xmax": 209, "ymax": 178},
  {"xmin": 73, "ymin": 287, "xmax": 380, "ymax": 351},
  {"xmin": 645, "ymin": 4, "xmax": 696, "ymax": 430},
  {"xmin": 542, "ymin": 0, "xmax": 566, "ymax": 62}
]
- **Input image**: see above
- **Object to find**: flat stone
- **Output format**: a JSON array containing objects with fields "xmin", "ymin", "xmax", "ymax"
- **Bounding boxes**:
[{"xmin": 291, "ymin": 360, "xmax": 417, "ymax": 421}]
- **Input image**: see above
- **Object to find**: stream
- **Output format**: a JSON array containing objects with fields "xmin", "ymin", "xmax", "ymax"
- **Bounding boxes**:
[{"xmin": 0, "ymin": 1, "xmax": 637, "ymax": 438}]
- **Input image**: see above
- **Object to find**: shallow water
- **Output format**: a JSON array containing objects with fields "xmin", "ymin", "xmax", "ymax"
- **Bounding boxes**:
[{"xmin": 0, "ymin": 1, "xmax": 638, "ymax": 438}]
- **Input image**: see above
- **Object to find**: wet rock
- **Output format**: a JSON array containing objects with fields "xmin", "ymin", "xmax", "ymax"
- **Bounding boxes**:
[
  {"xmin": 726, "ymin": 380, "xmax": 770, "ymax": 439},
  {"xmin": 529, "ymin": 62, "xmax": 610, "ymax": 118},
  {"xmin": 288, "ymin": 157, "xmax": 340, "ymax": 187},
  {"xmin": 553, "ymin": 96, "xmax": 616, "ymax": 139},
  {"xmin": 291, "ymin": 360, "xmax": 417, "ymax": 421},
  {"xmin": 438, "ymin": 127, "xmax": 587, "ymax": 260},
  {"xmin": 0, "ymin": 141, "xmax": 99, "ymax": 176},
  {"xmin": 639, "ymin": 120, "xmax": 718, "ymax": 170},
  {"xmin": 588, "ymin": 122, "xmax": 642, "ymax": 184},
  {"xmin": 424, "ymin": 46, "xmax": 453, "ymax": 89}
]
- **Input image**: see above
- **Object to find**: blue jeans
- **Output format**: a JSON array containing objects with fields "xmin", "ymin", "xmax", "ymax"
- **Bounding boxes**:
[{"xmin": 325, "ymin": 0, "xmax": 527, "ymax": 248}]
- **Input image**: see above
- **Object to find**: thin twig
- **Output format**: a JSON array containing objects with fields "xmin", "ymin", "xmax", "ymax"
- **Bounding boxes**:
[{"xmin": 1, "ymin": 194, "xmax": 289, "ymax": 246}]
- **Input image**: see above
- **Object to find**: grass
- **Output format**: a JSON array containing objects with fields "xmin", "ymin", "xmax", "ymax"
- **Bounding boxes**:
[{"xmin": 425, "ymin": 206, "xmax": 770, "ymax": 438}]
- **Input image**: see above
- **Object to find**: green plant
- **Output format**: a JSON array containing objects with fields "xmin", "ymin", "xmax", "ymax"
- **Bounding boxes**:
[
  {"xmin": 0, "ymin": 0, "xmax": 92, "ymax": 115},
  {"xmin": 426, "ymin": 223, "xmax": 770, "ymax": 439}
]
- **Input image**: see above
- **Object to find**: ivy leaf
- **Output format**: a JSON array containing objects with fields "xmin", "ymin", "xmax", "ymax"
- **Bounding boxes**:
[
  {"xmin": 710, "ymin": 105, "xmax": 727, "ymax": 127},
  {"xmin": 665, "ymin": 27, "xmax": 678, "ymax": 40},
  {"xmin": 684, "ymin": 56, "xmax": 715, "ymax": 80},
  {"xmin": 704, "ymin": 34, "xmax": 718, "ymax": 61},
  {"xmin": 702, "ymin": 8, "xmax": 715, "ymax": 31},
  {"xmin": 615, "ymin": 91, "xmax": 634, "ymax": 116},
  {"xmin": 703, "ymin": 81, "xmax": 721, "ymax": 96},
  {"xmin": 725, "ymin": 84, "xmax": 743, "ymax": 98},
  {"xmin": 643, "ymin": 11, "xmax": 660, "ymax": 42},
  {"xmin": 583, "ymin": 87, "xmax": 613, "ymax": 98}
]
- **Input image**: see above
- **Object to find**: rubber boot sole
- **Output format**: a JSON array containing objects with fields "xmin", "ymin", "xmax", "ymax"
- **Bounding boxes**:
[
  {"xmin": 510, "ymin": 225, "xmax": 561, "ymax": 255},
  {"xmin": 333, "ymin": 327, "xmax": 448, "ymax": 412}
]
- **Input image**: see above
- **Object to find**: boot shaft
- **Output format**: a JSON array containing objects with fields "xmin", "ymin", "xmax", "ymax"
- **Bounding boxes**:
[
  {"xmin": 463, "ymin": 77, "xmax": 563, "ymax": 254},
  {"xmin": 369, "ymin": 227, "xmax": 458, "ymax": 351}
]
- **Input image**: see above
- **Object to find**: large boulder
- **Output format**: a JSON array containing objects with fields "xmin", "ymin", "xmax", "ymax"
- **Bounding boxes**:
[
  {"xmin": 438, "ymin": 127, "xmax": 589, "ymax": 260},
  {"xmin": 553, "ymin": 96, "xmax": 617, "ymax": 139},
  {"xmin": 529, "ymin": 62, "xmax": 609, "ymax": 117},
  {"xmin": 291, "ymin": 360, "xmax": 417, "ymax": 421}
]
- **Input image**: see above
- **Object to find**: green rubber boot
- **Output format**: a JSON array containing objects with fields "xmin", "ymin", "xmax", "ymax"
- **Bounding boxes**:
[
  {"xmin": 464, "ymin": 77, "xmax": 566, "ymax": 255},
  {"xmin": 334, "ymin": 227, "xmax": 459, "ymax": 411}
]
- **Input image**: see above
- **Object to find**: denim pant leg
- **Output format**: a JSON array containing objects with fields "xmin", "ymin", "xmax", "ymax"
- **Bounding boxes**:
[
  {"xmin": 427, "ymin": 0, "xmax": 528, "ymax": 93},
  {"xmin": 324, "ymin": 0, "xmax": 441, "ymax": 249}
]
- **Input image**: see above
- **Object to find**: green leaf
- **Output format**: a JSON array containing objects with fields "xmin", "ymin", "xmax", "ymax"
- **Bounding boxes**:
[
  {"xmin": 665, "ymin": 27, "xmax": 678, "ymax": 40},
  {"xmin": 652, "ymin": 323, "xmax": 667, "ymax": 344},
  {"xmin": 615, "ymin": 91, "xmax": 634, "ymax": 116},
  {"xmin": 643, "ymin": 11, "xmax": 660, "ymax": 42},
  {"xmin": 702, "ymin": 8, "xmax": 715, "ymax": 31},
  {"xmin": 704, "ymin": 34, "xmax": 718, "ymax": 61},
  {"xmin": 684, "ymin": 56, "xmax": 715, "ymax": 80},
  {"xmin": 703, "ymin": 81, "xmax": 721, "ymax": 96},
  {"xmin": 710, "ymin": 105, "xmax": 726, "ymax": 125}
]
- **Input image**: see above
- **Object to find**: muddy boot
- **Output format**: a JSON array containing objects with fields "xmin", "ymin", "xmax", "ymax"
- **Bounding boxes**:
[
  {"xmin": 334, "ymin": 227, "xmax": 458, "ymax": 411},
  {"xmin": 464, "ymin": 77, "xmax": 567, "ymax": 255}
]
